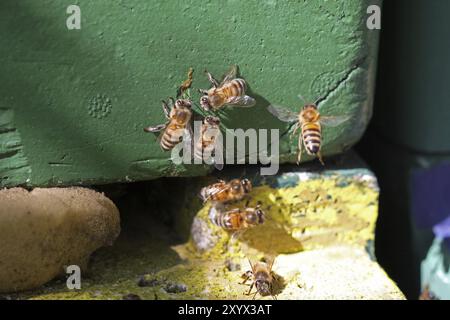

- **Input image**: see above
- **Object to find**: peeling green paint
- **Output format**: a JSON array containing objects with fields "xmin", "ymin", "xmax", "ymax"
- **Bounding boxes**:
[{"xmin": 0, "ymin": 108, "xmax": 31, "ymax": 187}]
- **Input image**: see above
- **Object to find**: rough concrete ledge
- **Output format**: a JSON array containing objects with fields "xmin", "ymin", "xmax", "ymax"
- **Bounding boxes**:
[{"xmin": 1, "ymin": 158, "xmax": 404, "ymax": 299}]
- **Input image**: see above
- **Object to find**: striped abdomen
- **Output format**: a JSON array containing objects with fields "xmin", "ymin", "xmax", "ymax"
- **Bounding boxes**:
[
  {"xmin": 302, "ymin": 122, "xmax": 322, "ymax": 155},
  {"xmin": 194, "ymin": 126, "xmax": 220, "ymax": 160},
  {"xmin": 212, "ymin": 211, "xmax": 243, "ymax": 230},
  {"xmin": 160, "ymin": 123, "xmax": 185, "ymax": 151},
  {"xmin": 220, "ymin": 78, "xmax": 247, "ymax": 98},
  {"xmin": 194, "ymin": 139, "xmax": 216, "ymax": 161}
]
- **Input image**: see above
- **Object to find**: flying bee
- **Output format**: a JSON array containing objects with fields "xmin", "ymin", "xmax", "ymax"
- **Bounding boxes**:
[
  {"xmin": 267, "ymin": 96, "xmax": 350, "ymax": 165},
  {"xmin": 210, "ymin": 204, "xmax": 265, "ymax": 231},
  {"xmin": 199, "ymin": 178, "xmax": 252, "ymax": 204},
  {"xmin": 241, "ymin": 256, "xmax": 277, "ymax": 300},
  {"xmin": 144, "ymin": 98, "xmax": 193, "ymax": 151},
  {"xmin": 194, "ymin": 115, "xmax": 223, "ymax": 170},
  {"xmin": 199, "ymin": 65, "xmax": 256, "ymax": 111}
]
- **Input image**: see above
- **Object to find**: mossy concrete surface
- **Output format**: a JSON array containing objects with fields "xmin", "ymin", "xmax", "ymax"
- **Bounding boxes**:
[
  {"xmin": 3, "ymin": 158, "xmax": 404, "ymax": 300},
  {"xmin": 189, "ymin": 168, "xmax": 378, "ymax": 255},
  {"xmin": 0, "ymin": 0, "xmax": 380, "ymax": 187}
]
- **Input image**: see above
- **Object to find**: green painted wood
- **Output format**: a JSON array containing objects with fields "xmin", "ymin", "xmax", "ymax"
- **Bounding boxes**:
[{"xmin": 0, "ymin": 0, "xmax": 380, "ymax": 187}]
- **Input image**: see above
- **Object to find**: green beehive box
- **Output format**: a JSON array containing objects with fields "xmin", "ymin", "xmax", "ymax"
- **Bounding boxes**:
[{"xmin": 0, "ymin": 0, "xmax": 380, "ymax": 187}]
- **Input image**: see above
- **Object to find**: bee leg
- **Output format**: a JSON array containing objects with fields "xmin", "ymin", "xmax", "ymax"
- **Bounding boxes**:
[
  {"xmin": 241, "ymin": 272, "xmax": 252, "ymax": 285},
  {"xmin": 168, "ymin": 97, "xmax": 176, "ymax": 108},
  {"xmin": 252, "ymin": 291, "xmax": 258, "ymax": 300},
  {"xmin": 144, "ymin": 123, "xmax": 167, "ymax": 133},
  {"xmin": 317, "ymin": 152, "xmax": 325, "ymax": 166},
  {"xmin": 161, "ymin": 100, "xmax": 171, "ymax": 119},
  {"xmin": 246, "ymin": 282, "xmax": 255, "ymax": 296},
  {"xmin": 292, "ymin": 122, "xmax": 300, "ymax": 135},
  {"xmin": 296, "ymin": 135, "xmax": 303, "ymax": 165},
  {"xmin": 198, "ymin": 89, "xmax": 208, "ymax": 95},
  {"xmin": 205, "ymin": 70, "xmax": 219, "ymax": 88}
]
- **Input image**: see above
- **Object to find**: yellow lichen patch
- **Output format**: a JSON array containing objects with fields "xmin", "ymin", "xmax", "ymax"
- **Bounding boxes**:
[{"xmin": 189, "ymin": 174, "xmax": 378, "ymax": 255}]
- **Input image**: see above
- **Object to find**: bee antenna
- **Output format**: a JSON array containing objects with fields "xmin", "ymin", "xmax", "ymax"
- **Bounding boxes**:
[
  {"xmin": 248, "ymin": 258, "xmax": 254, "ymax": 271},
  {"xmin": 232, "ymin": 64, "xmax": 240, "ymax": 76},
  {"xmin": 314, "ymin": 95, "xmax": 325, "ymax": 106},
  {"xmin": 297, "ymin": 94, "xmax": 307, "ymax": 104}
]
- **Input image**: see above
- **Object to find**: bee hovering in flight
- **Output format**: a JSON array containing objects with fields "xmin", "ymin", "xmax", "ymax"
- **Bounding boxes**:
[
  {"xmin": 144, "ymin": 98, "xmax": 193, "ymax": 151},
  {"xmin": 241, "ymin": 256, "xmax": 277, "ymax": 300},
  {"xmin": 210, "ymin": 204, "xmax": 265, "ymax": 232},
  {"xmin": 194, "ymin": 115, "xmax": 223, "ymax": 170},
  {"xmin": 199, "ymin": 65, "xmax": 256, "ymax": 111},
  {"xmin": 267, "ymin": 96, "xmax": 350, "ymax": 165},
  {"xmin": 199, "ymin": 178, "xmax": 252, "ymax": 204}
]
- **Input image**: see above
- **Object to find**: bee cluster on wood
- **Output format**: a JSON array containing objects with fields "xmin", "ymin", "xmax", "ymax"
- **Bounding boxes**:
[
  {"xmin": 144, "ymin": 65, "xmax": 351, "ymax": 168},
  {"xmin": 144, "ymin": 65, "xmax": 257, "ymax": 170},
  {"xmin": 143, "ymin": 65, "xmax": 353, "ymax": 299}
]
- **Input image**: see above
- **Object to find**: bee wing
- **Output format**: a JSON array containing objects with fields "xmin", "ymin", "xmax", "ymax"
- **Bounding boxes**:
[
  {"xmin": 220, "ymin": 64, "xmax": 238, "ymax": 86},
  {"xmin": 230, "ymin": 230, "xmax": 246, "ymax": 243},
  {"xmin": 214, "ymin": 161, "xmax": 224, "ymax": 171},
  {"xmin": 185, "ymin": 118, "xmax": 195, "ymax": 154},
  {"xmin": 202, "ymin": 183, "xmax": 230, "ymax": 202},
  {"xmin": 267, "ymin": 105, "xmax": 298, "ymax": 123},
  {"xmin": 320, "ymin": 115, "xmax": 351, "ymax": 127},
  {"xmin": 226, "ymin": 95, "xmax": 256, "ymax": 107},
  {"xmin": 143, "ymin": 123, "xmax": 167, "ymax": 133}
]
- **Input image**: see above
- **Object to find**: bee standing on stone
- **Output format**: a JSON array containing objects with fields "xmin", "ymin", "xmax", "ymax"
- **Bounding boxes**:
[
  {"xmin": 267, "ymin": 96, "xmax": 350, "ymax": 165},
  {"xmin": 194, "ymin": 115, "xmax": 223, "ymax": 170},
  {"xmin": 210, "ymin": 204, "xmax": 265, "ymax": 232},
  {"xmin": 241, "ymin": 256, "xmax": 277, "ymax": 300},
  {"xmin": 199, "ymin": 65, "xmax": 256, "ymax": 111},
  {"xmin": 144, "ymin": 98, "xmax": 193, "ymax": 151},
  {"xmin": 199, "ymin": 178, "xmax": 252, "ymax": 204}
]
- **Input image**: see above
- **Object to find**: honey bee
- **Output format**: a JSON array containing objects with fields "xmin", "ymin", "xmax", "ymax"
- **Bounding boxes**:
[
  {"xmin": 177, "ymin": 67, "xmax": 194, "ymax": 98},
  {"xmin": 144, "ymin": 98, "xmax": 193, "ymax": 151},
  {"xmin": 210, "ymin": 205, "xmax": 265, "ymax": 231},
  {"xmin": 199, "ymin": 178, "xmax": 252, "ymax": 204},
  {"xmin": 268, "ymin": 97, "xmax": 350, "ymax": 165},
  {"xmin": 194, "ymin": 115, "xmax": 223, "ymax": 170},
  {"xmin": 199, "ymin": 65, "xmax": 256, "ymax": 111},
  {"xmin": 241, "ymin": 257, "xmax": 277, "ymax": 300}
]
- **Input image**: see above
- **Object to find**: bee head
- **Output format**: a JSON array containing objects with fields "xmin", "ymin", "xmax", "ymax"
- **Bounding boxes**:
[
  {"xmin": 255, "ymin": 207, "xmax": 265, "ymax": 224},
  {"xmin": 241, "ymin": 179, "xmax": 252, "ymax": 194},
  {"xmin": 200, "ymin": 96, "xmax": 211, "ymax": 110},
  {"xmin": 301, "ymin": 104, "xmax": 319, "ymax": 122},
  {"xmin": 245, "ymin": 208, "xmax": 265, "ymax": 225},
  {"xmin": 303, "ymin": 103, "xmax": 318, "ymax": 110},
  {"xmin": 255, "ymin": 280, "xmax": 272, "ymax": 296},
  {"xmin": 230, "ymin": 179, "xmax": 242, "ymax": 193},
  {"xmin": 175, "ymin": 99, "xmax": 192, "ymax": 109},
  {"xmin": 204, "ymin": 116, "xmax": 220, "ymax": 126}
]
